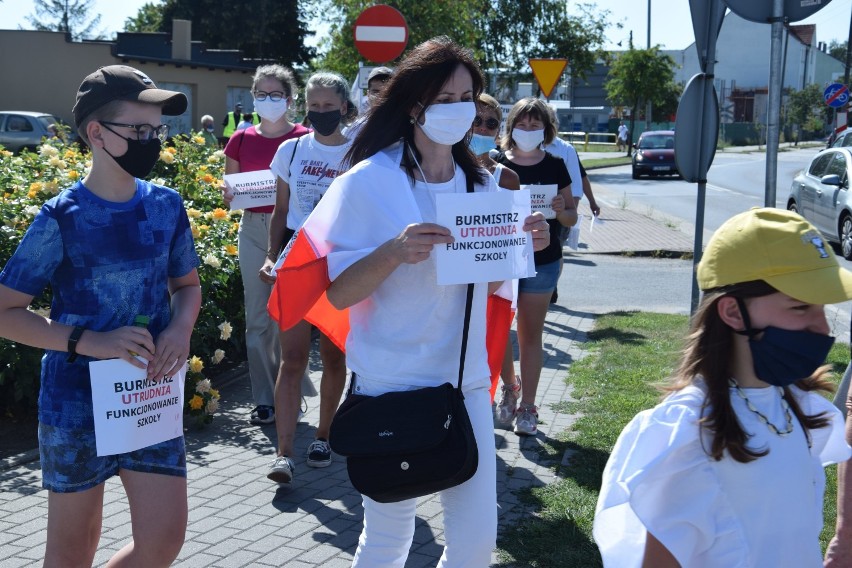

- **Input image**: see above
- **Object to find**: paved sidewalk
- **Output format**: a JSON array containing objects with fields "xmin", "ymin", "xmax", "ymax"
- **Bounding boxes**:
[{"xmin": 0, "ymin": 198, "xmax": 693, "ymax": 566}]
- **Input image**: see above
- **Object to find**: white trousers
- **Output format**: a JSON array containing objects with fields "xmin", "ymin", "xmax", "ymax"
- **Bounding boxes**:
[
  {"xmin": 238, "ymin": 211, "xmax": 280, "ymax": 407},
  {"xmin": 351, "ymin": 383, "xmax": 497, "ymax": 568}
]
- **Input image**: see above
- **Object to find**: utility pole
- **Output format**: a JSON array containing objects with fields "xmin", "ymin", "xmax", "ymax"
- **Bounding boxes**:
[{"xmin": 645, "ymin": 0, "xmax": 653, "ymax": 129}]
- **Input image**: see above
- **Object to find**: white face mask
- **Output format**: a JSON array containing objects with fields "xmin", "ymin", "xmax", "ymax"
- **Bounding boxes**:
[
  {"xmin": 416, "ymin": 101, "xmax": 476, "ymax": 146},
  {"xmin": 254, "ymin": 98, "xmax": 289, "ymax": 122},
  {"xmin": 512, "ymin": 128, "xmax": 544, "ymax": 152}
]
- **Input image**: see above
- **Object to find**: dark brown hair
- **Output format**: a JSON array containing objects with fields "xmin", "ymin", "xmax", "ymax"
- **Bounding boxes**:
[
  {"xmin": 345, "ymin": 36, "xmax": 486, "ymax": 185},
  {"xmin": 668, "ymin": 280, "xmax": 833, "ymax": 463}
]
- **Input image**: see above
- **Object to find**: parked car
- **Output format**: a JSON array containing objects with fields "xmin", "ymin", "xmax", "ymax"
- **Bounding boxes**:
[
  {"xmin": 787, "ymin": 147, "xmax": 852, "ymax": 259},
  {"xmin": 631, "ymin": 130, "xmax": 678, "ymax": 179},
  {"xmin": 0, "ymin": 111, "xmax": 66, "ymax": 153},
  {"xmin": 831, "ymin": 127, "xmax": 852, "ymax": 148}
]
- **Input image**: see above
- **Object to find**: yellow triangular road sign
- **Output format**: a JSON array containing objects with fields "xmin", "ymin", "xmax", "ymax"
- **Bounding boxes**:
[{"xmin": 529, "ymin": 58, "xmax": 568, "ymax": 99}]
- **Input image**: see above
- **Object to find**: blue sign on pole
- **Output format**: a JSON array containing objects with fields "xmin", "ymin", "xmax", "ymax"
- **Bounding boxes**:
[{"xmin": 825, "ymin": 83, "xmax": 849, "ymax": 108}]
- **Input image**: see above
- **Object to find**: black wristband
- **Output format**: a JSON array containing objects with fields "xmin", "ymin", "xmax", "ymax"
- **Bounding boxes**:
[{"xmin": 67, "ymin": 326, "xmax": 85, "ymax": 363}]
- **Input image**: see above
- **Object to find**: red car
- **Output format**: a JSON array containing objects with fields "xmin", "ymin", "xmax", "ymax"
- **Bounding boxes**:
[{"xmin": 631, "ymin": 130, "xmax": 678, "ymax": 179}]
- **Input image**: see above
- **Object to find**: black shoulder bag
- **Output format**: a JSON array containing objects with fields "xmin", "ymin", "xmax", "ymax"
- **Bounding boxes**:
[{"xmin": 328, "ymin": 173, "xmax": 479, "ymax": 503}]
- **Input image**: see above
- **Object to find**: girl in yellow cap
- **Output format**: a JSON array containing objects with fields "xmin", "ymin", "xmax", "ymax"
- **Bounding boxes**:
[{"xmin": 594, "ymin": 207, "xmax": 852, "ymax": 567}]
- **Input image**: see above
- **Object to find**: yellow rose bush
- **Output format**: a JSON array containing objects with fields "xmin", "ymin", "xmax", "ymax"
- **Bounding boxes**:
[{"xmin": 0, "ymin": 134, "xmax": 246, "ymax": 426}]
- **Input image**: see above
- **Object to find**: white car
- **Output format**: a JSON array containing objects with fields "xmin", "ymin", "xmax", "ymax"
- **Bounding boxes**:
[
  {"xmin": 0, "ymin": 111, "xmax": 64, "ymax": 153},
  {"xmin": 787, "ymin": 147, "xmax": 852, "ymax": 259}
]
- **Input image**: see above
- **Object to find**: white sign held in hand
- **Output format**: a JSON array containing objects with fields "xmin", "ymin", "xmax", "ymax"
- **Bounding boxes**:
[
  {"xmin": 524, "ymin": 184, "xmax": 558, "ymax": 219},
  {"xmin": 223, "ymin": 169, "xmax": 277, "ymax": 211},
  {"xmin": 90, "ymin": 359, "xmax": 186, "ymax": 456},
  {"xmin": 435, "ymin": 189, "xmax": 535, "ymax": 285}
]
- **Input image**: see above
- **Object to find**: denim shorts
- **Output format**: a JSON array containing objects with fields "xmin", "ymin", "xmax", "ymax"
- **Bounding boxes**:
[
  {"xmin": 39, "ymin": 423, "xmax": 186, "ymax": 493},
  {"xmin": 518, "ymin": 259, "xmax": 562, "ymax": 294}
]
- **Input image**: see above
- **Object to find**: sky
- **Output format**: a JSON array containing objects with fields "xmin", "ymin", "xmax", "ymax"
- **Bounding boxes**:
[{"xmin": 2, "ymin": 0, "xmax": 851, "ymax": 53}]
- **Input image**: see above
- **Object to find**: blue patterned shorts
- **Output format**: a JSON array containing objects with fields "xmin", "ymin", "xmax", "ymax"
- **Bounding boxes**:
[{"xmin": 39, "ymin": 423, "xmax": 186, "ymax": 493}]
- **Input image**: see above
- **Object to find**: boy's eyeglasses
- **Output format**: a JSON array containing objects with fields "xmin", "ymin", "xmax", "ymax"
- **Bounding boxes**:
[
  {"xmin": 253, "ymin": 91, "xmax": 286, "ymax": 102},
  {"xmin": 99, "ymin": 121, "xmax": 169, "ymax": 145},
  {"xmin": 473, "ymin": 116, "xmax": 500, "ymax": 130}
]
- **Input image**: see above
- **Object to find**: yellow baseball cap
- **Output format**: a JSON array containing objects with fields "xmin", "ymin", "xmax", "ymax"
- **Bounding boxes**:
[{"xmin": 697, "ymin": 207, "xmax": 852, "ymax": 304}]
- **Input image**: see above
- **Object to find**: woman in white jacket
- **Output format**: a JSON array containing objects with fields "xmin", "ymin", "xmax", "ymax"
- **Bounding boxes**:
[{"xmin": 316, "ymin": 37, "xmax": 549, "ymax": 567}]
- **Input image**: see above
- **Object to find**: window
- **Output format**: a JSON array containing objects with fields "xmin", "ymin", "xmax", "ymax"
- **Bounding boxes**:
[
  {"xmin": 825, "ymin": 152, "xmax": 847, "ymax": 179},
  {"xmin": 809, "ymin": 153, "xmax": 832, "ymax": 177},
  {"xmin": 6, "ymin": 116, "xmax": 34, "ymax": 132}
]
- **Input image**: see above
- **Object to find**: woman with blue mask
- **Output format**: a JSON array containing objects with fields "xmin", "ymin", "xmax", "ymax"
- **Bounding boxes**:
[
  {"xmin": 595, "ymin": 208, "xmax": 852, "ymax": 568},
  {"xmin": 471, "ymin": 93, "xmax": 525, "ymax": 404}
]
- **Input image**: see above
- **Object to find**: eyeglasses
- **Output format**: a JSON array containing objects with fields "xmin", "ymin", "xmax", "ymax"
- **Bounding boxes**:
[
  {"xmin": 253, "ymin": 91, "xmax": 286, "ymax": 102},
  {"xmin": 473, "ymin": 115, "xmax": 500, "ymax": 130},
  {"xmin": 99, "ymin": 121, "xmax": 169, "ymax": 145}
]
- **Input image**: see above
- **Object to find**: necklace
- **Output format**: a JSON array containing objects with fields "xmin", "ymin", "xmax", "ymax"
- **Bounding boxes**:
[{"xmin": 728, "ymin": 378, "xmax": 794, "ymax": 437}]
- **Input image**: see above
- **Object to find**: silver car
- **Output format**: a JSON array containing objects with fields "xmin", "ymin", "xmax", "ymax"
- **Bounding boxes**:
[
  {"xmin": 787, "ymin": 147, "xmax": 852, "ymax": 259},
  {"xmin": 0, "ymin": 111, "xmax": 63, "ymax": 153}
]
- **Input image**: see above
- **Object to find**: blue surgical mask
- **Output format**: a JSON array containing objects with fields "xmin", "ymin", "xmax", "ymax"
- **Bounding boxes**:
[{"xmin": 469, "ymin": 133, "xmax": 497, "ymax": 156}]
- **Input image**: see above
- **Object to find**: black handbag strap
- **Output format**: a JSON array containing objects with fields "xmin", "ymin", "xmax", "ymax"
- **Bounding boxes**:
[{"xmin": 457, "ymin": 172, "xmax": 476, "ymax": 391}]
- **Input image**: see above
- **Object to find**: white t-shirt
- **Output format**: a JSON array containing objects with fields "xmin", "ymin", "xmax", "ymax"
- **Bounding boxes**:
[
  {"xmin": 323, "ymin": 153, "xmax": 495, "ymax": 391},
  {"xmin": 594, "ymin": 382, "xmax": 850, "ymax": 568},
  {"xmin": 270, "ymin": 132, "xmax": 351, "ymax": 230},
  {"xmin": 618, "ymin": 124, "xmax": 629, "ymax": 141},
  {"xmin": 544, "ymin": 138, "xmax": 583, "ymax": 198}
]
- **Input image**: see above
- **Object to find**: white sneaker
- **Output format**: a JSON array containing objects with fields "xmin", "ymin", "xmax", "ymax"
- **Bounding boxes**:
[
  {"xmin": 495, "ymin": 378, "xmax": 521, "ymax": 426},
  {"xmin": 514, "ymin": 404, "xmax": 538, "ymax": 436},
  {"xmin": 267, "ymin": 456, "xmax": 295, "ymax": 484}
]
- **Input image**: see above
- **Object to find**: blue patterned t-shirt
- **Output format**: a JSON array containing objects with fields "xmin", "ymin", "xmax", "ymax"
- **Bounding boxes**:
[{"xmin": 0, "ymin": 179, "xmax": 200, "ymax": 428}]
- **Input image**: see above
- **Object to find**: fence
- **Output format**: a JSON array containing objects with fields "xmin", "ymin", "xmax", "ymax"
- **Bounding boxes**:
[{"xmin": 558, "ymin": 131, "xmax": 617, "ymax": 151}]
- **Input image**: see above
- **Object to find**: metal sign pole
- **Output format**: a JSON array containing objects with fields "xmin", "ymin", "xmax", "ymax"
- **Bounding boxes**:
[{"xmin": 764, "ymin": 0, "xmax": 785, "ymax": 207}]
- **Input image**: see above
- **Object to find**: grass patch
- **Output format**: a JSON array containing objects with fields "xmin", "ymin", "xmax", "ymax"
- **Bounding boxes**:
[
  {"xmin": 583, "ymin": 156, "xmax": 632, "ymax": 169},
  {"xmin": 494, "ymin": 311, "xmax": 850, "ymax": 566}
]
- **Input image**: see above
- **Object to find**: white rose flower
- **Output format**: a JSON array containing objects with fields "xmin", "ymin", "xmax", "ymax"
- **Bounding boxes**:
[
  {"xmin": 218, "ymin": 321, "xmax": 232, "ymax": 341},
  {"xmin": 195, "ymin": 378, "xmax": 212, "ymax": 394},
  {"xmin": 206, "ymin": 399, "xmax": 220, "ymax": 414},
  {"xmin": 211, "ymin": 349, "xmax": 225, "ymax": 364},
  {"xmin": 203, "ymin": 253, "xmax": 221, "ymax": 268}
]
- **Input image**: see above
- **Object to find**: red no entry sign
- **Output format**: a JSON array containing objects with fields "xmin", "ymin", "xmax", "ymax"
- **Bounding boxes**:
[{"xmin": 353, "ymin": 4, "xmax": 409, "ymax": 63}]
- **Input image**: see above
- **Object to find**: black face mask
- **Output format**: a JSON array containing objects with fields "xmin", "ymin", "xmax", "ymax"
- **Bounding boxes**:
[
  {"xmin": 308, "ymin": 110, "xmax": 343, "ymax": 137},
  {"xmin": 103, "ymin": 136, "xmax": 161, "ymax": 179},
  {"xmin": 735, "ymin": 298, "xmax": 834, "ymax": 387}
]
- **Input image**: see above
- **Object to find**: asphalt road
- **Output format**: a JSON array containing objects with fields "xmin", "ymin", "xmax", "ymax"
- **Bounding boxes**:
[{"xmin": 580, "ymin": 149, "xmax": 852, "ymax": 344}]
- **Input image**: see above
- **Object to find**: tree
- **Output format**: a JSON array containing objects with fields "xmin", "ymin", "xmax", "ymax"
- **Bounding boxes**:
[
  {"xmin": 829, "ymin": 39, "xmax": 848, "ymax": 63},
  {"xmin": 316, "ymin": 0, "xmax": 613, "ymax": 96},
  {"xmin": 124, "ymin": 1, "xmax": 164, "ymax": 33},
  {"xmin": 787, "ymin": 83, "xmax": 830, "ymax": 144},
  {"xmin": 604, "ymin": 45, "xmax": 676, "ymax": 156},
  {"xmin": 25, "ymin": 0, "xmax": 104, "ymax": 41},
  {"xmin": 477, "ymin": 1, "xmax": 612, "ymax": 83},
  {"xmin": 124, "ymin": 0, "xmax": 315, "ymax": 67},
  {"xmin": 316, "ymin": 0, "xmax": 483, "ymax": 81}
]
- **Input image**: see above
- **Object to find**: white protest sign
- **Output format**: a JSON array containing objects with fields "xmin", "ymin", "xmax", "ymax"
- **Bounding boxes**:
[
  {"xmin": 435, "ymin": 189, "xmax": 535, "ymax": 285},
  {"xmin": 90, "ymin": 359, "xmax": 185, "ymax": 456},
  {"xmin": 223, "ymin": 169, "xmax": 277, "ymax": 210},
  {"xmin": 524, "ymin": 184, "xmax": 558, "ymax": 219}
]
